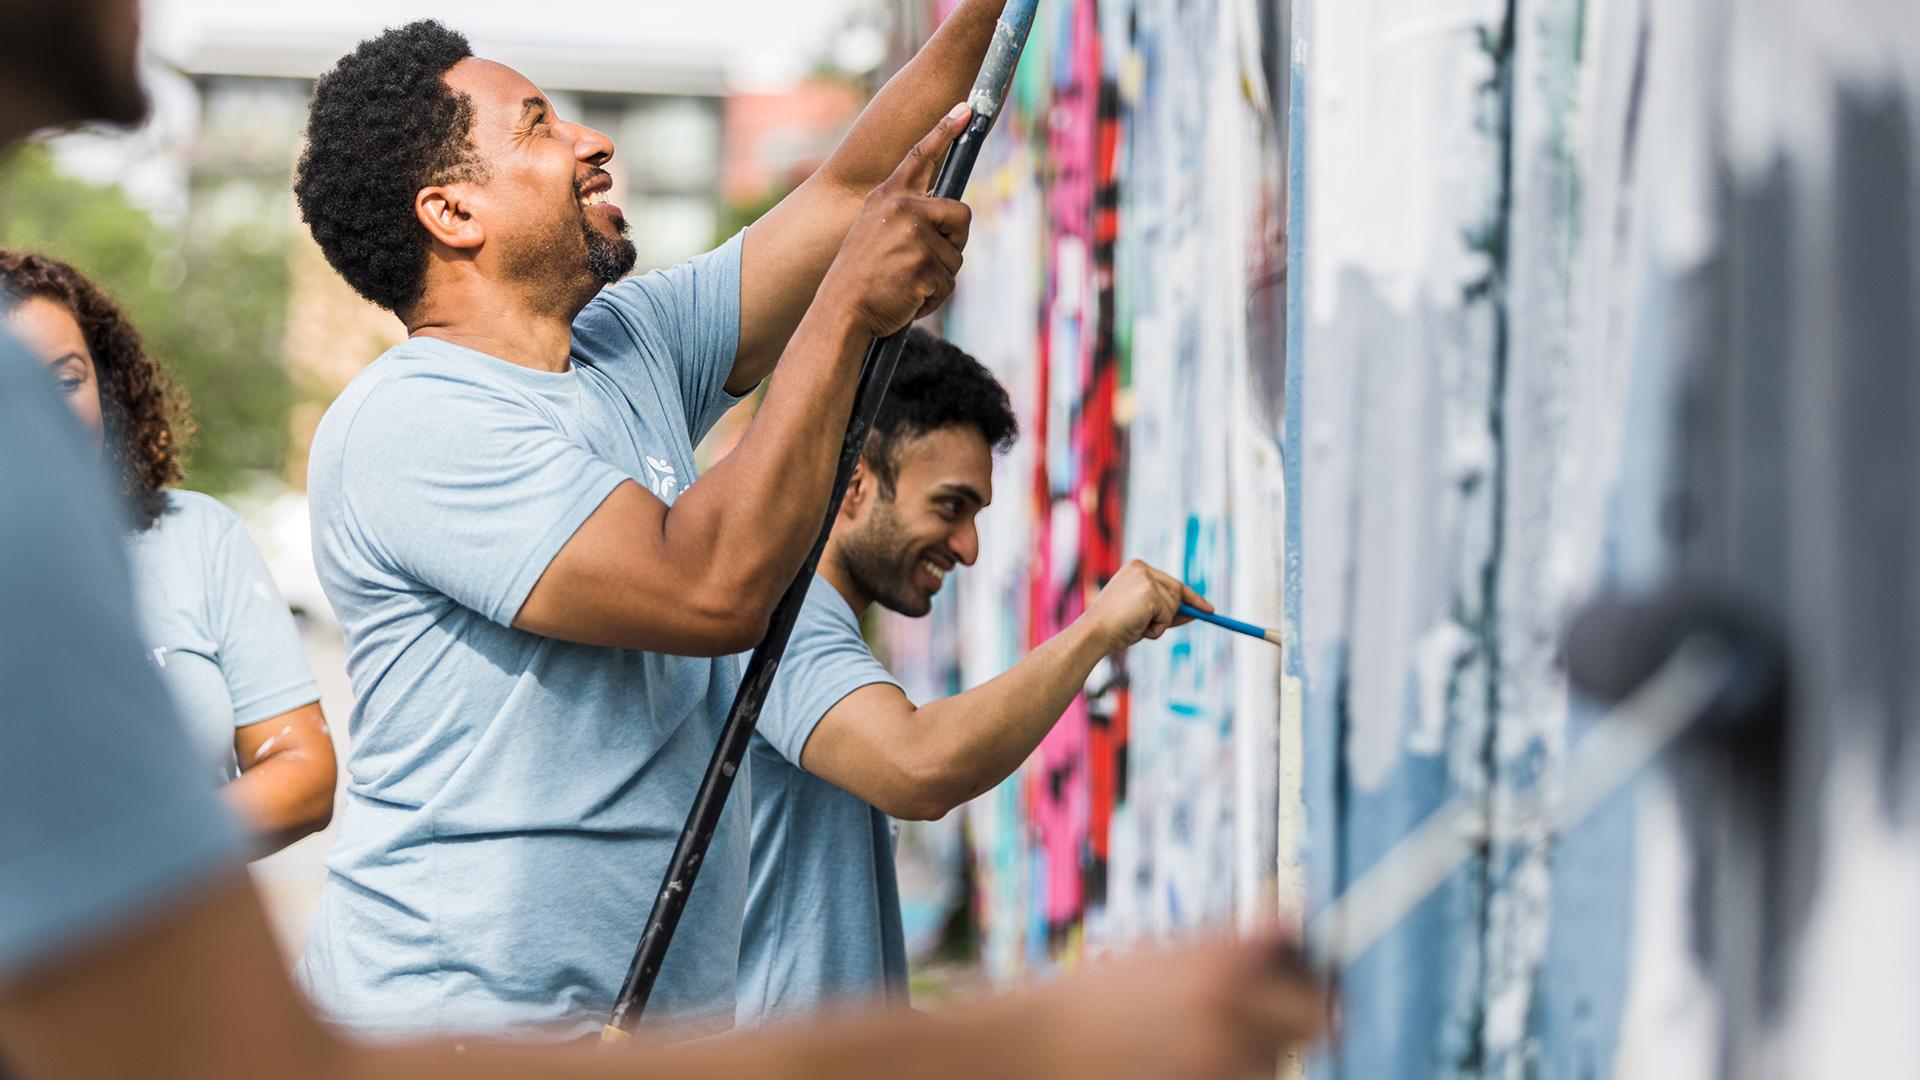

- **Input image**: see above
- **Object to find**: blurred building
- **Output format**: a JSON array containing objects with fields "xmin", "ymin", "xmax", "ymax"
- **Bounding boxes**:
[{"xmin": 724, "ymin": 80, "xmax": 867, "ymax": 211}]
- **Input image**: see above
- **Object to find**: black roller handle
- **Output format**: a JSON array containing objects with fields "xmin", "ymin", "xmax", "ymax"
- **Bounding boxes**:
[
  {"xmin": 604, "ymin": 110, "xmax": 1003, "ymax": 1036},
  {"xmin": 1562, "ymin": 587, "xmax": 1787, "ymax": 736}
]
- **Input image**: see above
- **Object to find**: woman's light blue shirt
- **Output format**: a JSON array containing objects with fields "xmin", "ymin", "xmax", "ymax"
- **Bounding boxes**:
[{"xmin": 124, "ymin": 489, "xmax": 321, "ymax": 782}]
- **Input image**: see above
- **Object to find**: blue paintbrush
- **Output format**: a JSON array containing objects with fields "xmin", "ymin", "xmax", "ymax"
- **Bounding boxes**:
[{"xmin": 1179, "ymin": 603, "xmax": 1283, "ymax": 646}]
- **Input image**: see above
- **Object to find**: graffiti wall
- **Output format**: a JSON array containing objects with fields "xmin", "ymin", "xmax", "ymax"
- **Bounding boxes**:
[
  {"xmin": 877, "ymin": 0, "xmax": 1298, "ymax": 978},
  {"xmin": 883, "ymin": 0, "xmax": 1919, "ymax": 1075}
]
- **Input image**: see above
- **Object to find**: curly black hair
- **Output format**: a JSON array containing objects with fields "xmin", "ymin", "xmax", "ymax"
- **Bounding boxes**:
[
  {"xmin": 864, "ymin": 327, "xmax": 1019, "ymax": 498},
  {"xmin": 0, "ymin": 249, "xmax": 191, "ymax": 532},
  {"xmin": 294, "ymin": 19, "xmax": 482, "ymax": 315}
]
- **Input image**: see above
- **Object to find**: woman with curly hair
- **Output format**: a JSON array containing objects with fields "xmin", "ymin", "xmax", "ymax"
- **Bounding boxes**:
[{"xmin": 1, "ymin": 248, "xmax": 335, "ymax": 854}]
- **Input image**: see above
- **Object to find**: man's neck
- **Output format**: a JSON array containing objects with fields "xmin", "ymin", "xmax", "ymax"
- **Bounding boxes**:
[
  {"xmin": 406, "ymin": 277, "xmax": 589, "ymax": 373},
  {"xmin": 818, "ymin": 545, "xmax": 875, "ymax": 618}
]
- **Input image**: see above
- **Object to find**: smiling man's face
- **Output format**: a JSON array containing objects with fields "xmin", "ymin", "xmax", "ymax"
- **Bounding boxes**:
[
  {"xmin": 438, "ymin": 57, "xmax": 636, "ymax": 309},
  {"xmin": 837, "ymin": 425, "xmax": 996, "ymax": 618}
]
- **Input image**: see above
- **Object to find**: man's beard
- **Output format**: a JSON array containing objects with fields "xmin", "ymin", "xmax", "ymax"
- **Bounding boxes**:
[
  {"xmin": 839, "ymin": 497, "xmax": 937, "ymax": 618},
  {"xmin": 506, "ymin": 202, "xmax": 637, "ymax": 313},
  {"xmin": 582, "ymin": 206, "xmax": 637, "ymax": 285}
]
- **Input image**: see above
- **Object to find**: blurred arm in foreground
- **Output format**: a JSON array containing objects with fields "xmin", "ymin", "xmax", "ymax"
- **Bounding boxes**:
[{"xmin": 0, "ymin": 871, "xmax": 1325, "ymax": 1080}]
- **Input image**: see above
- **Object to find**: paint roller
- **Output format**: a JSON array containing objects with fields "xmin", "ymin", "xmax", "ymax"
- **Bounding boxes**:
[
  {"xmin": 1300, "ymin": 588, "xmax": 1786, "ymax": 974},
  {"xmin": 600, "ymin": 0, "xmax": 1044, "ymax": 1041}
]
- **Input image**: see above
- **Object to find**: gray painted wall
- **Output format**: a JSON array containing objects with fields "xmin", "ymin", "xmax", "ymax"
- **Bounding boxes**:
[{"xmin": 1295, "ymin": 0, "xmax": 1920, "ymax": 1075}]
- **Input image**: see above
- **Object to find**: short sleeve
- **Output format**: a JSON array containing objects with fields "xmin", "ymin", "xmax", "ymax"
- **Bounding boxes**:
[
  {"xmin": 572, "ymin": 231, "xmax": 746, "ymax": 443},
  {"xmin": 757, "ymin": 583, "xmax": 904, "ymax": 767},
  {"xmin": 340, "ymin": 371, "xmax": 632, "ymax": 626},
  {"xmin": 0, "ymin": 346, "xmax": 239, "ymax": 985},
  {"xmin": 204, "ymin": 504, "xmax": 321, "ymax": 727}
]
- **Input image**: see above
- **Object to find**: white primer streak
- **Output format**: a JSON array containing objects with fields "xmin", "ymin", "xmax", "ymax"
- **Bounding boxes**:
[{"xmin": 252, "ymin": 725, "xmax": 295, "ymax": 762}]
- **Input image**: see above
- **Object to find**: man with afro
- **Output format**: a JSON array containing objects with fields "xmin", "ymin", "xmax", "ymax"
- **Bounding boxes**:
[{"xmin": 292, "ymin": 11, "xmax": 984, "ymax": 1040}]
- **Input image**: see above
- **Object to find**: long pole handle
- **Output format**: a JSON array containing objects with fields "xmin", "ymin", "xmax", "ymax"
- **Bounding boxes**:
[{"xmin": 605, "ymin": 1, "xmax": 1041, "ymax": 1037}]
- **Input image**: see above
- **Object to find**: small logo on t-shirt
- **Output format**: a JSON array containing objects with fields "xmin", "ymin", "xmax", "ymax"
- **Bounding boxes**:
[
  {"xmin": 643, "ymin": 455, "xmax": 679, "ymax": 500},
  {"xmin": 150, "ymin": 646, "xmax": 169, "ymax": 668}
]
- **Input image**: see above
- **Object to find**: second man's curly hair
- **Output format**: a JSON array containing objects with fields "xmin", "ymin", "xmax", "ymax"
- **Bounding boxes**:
[
  {"xmin": 294, "ymin": 19, "xmax": 483, "ymax": 315},
  {"xmin": 0, "ymin": 249, "xmax": 189, "ymax": 532},
  {"xmin": 864, "ymin": 328, "xmax": 1020, "ymax": 498}
]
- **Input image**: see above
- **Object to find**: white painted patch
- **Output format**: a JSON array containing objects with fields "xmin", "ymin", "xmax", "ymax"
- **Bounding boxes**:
[
  {"xmin": 1409, "ymin": 620, "xmax": 1474, "ymax": 756},
  {"xmin": 1613, "ymin": 775, "xmax": 1720, "ymax": 1079},
  {"xmin": 1307, "ymin": 0, "xmax": 1514, "ymax": 321},
  {"xmin": 1779, "ymin": 747, "xmax": 1920, "ymax": 1077},
  {"xmin": 1639, "ymin": 3, "xmax": 1723, "ymax": 270},
  {"xmin": 252, "ymin": 725, "xmax": 294, "ymax": 762},
  {"xmin": 1447, "ymin": 414, "xmax": 1496, "ymax": 488}
]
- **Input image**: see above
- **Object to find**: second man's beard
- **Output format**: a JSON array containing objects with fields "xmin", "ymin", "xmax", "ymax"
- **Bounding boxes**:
[{"xmin": 838, "ymin": 501, "xmax": 937, "ymax": 619}]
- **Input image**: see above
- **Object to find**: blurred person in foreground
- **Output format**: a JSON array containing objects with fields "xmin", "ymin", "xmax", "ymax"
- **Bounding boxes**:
[
  {"xmin": 737, "ymin": 330, "xmax": 1213, "ymax": 1025},
  {"xmin": 0, "ymin": 1, "xmax": 1326, "ymax": 1078},
  {"xmin": 0, "ymin": 249, "xmax": 335, "ymax": 856}
]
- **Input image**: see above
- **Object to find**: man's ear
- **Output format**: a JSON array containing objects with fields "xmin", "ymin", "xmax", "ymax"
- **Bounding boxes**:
[
  {"xmin": 840, "ymin": 459, "xmax": 872, "ymax": 522},
  {"xmin": 415, "ymin": 185, "xmax": 484, "ymax": 251}
]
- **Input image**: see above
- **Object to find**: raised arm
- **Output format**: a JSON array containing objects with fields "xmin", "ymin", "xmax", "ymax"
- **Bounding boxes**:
[
  {"xmin": 514, "ymin": 113, "xmax": 973, "ymax": 655},
  {"xmin": 726, "ymin": 0, "xmax": 1011, "ymax": 393},
  {"xmin": 799, "ymin": 562, "xmax": 1208, "ymax": 820}
]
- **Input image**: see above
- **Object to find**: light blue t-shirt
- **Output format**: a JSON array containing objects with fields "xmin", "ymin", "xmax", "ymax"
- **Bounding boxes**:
[
  {"xmin": 126, "ymin": 490, "xmax": 320, "ymax": 784},
  {"xmin": 0, "ymin": 338, "xmax": 240, "ymax": 986},
  {"xmin": 298, "ymin": 234, "xmax": 750, "ymax": 1041},
  {"xmin": 737, "ymin": 575, "xmax": 909, "ymax": 1027}
]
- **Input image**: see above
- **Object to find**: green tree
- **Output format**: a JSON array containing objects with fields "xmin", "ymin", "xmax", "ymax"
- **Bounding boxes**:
[{"xmin": 0, "ymin": 143, "xmax": 294, "ymax": 496}]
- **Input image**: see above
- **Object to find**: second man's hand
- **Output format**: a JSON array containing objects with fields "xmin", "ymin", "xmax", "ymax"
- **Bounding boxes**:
[{"xmin": 1080, "ymin": 559, "xmax": 1211, "ymax": 654}]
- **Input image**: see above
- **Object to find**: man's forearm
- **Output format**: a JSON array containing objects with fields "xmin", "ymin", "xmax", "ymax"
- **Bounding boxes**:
[
  {"xmin": 909, "ymin": 617, "xmax": 1114, "ymax": 813},
  {"xmin": 819, "ymin": 0, "xmax": 1010, "ymax": 195},
  {"xmin": 670, "ymin": 306, "xmax": 870, "ymax": 617}
]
